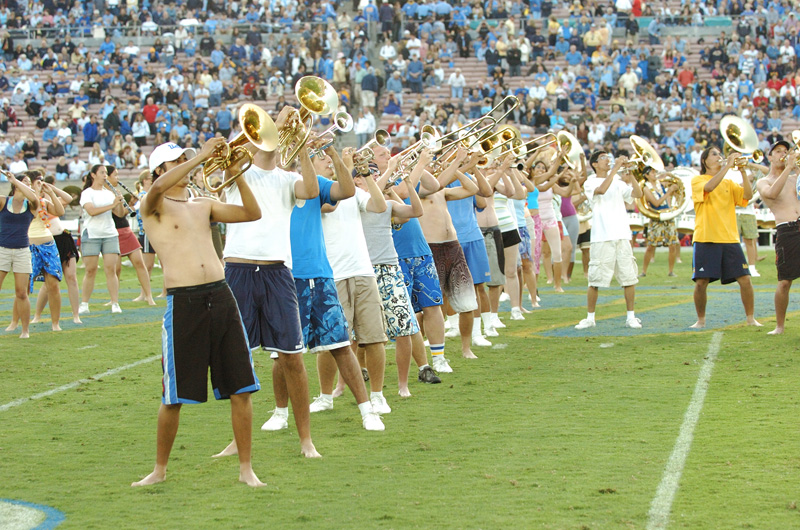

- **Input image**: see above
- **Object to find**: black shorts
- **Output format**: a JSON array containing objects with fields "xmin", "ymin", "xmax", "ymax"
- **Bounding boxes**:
[
  {"xmin": 501, "ymin": 228, "xmax": 522, "ymax": 248},
  {"xmin": 161, "ymin": 280, "xmax": 259, "ymax": 405},
  {"xmin": 775, "ymin": 222, "xmax": 800, "ymax": 282},
  {"xmin": 577, "ymin": 229, "xmax": 591, "ymax": 247},
  {"xmin": 54, "ymin": 230, "xmax": 79, "ymax": 263},
  {"xmin": 225, "ymin": 262, "xmax": 304, "ymax": 354},
  {"xmin": 692, "ymin": 242, "xmax": 750, "ymax": 285},
  {"xmin": 138, "ymin": 233, "xmax": 156, "ymax": 254}
]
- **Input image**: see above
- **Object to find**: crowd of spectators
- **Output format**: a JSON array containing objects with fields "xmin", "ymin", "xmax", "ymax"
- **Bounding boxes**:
[{"xmin": 0, "ymin": 0, "xmax": 799, "ymax": 179}]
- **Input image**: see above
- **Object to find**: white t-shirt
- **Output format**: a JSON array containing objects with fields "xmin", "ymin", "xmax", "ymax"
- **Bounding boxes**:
[
  {"xmin": 583, "ymin": 175, "xmax": 634, "ymax": 242},
  {"xmin": 321, "ymin": 188, "xmax": 375, "ymax": 281},
  {"xmin": 80, "ymin": 187, "xmax": 118, "ymax": 239},
  {"xmin": 223, "ymin": 166, "xmax": 298, "ymax": 266}
]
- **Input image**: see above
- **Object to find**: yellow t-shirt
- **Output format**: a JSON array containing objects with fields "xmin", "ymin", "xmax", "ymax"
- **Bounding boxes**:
[{"xmin": 691, "ymin": 174, "xmax": 747, "ymax": 243}]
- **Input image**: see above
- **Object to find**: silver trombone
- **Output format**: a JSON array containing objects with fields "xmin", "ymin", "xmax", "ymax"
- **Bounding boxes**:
[{"xmin": 308, "ymin": 111, "xmax": 354, "ymax": 159}]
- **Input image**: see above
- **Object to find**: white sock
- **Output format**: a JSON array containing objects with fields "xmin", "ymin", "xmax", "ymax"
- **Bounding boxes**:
[
  {"xmin": 418, "ymin": 364, "xmax": 430, "ymax": 371},
  {"xmin": 481, "ymin": 312, "xmax": 493, "ymax": 328},
  {"xmin": 587, "ymin": 312, "xmax": 595, "ymax": 322},
  {"xmin": 447, "ymin": 314, "xmax": 459, "ymax": 328},
  {"xmin": 491, "ymin": 312, "xmax": 500, "ymax": 320},
  {"xmin": 748, "ymin": 265, "xmax": 757, "ymax": 272},
  {"xmin": 472, "ymin": 317, "xmax": 482, "ymax": 336},
  {"xmin": 627, "ymin": 311, "xmax": 635, "ymax": 320},
  {"xmin": 370, "ymin": 391, "xmax": 384, "ymax": 401},
  {"xmin": 319, "ymin": 393, "xmax": 333, "ymax": 401},
  {"xmin": 512, "ymin": 306, "xmax": 521, "ymax": 312},
  {"xmin": 358, "ymin": 401, "xmax": 373, "ymax": 417},
  {"xmin": 274, "ymin": 406, "xmax": 288, "ymax": 416}
]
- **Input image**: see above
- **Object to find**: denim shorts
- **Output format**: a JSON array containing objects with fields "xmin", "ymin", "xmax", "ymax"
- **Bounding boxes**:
[{"xmin": 80, "ymin": 231, "xmax": 120, "ymax": 256}]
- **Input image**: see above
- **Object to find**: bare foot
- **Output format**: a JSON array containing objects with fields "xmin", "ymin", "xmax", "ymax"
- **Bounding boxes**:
[
  {"xmin": 132, "ymin": 470, "xmax": 166, "ymax": 487},
  {"xmin": 398, "ymin": 387, "xmax": 411, "ymax": 398},
  {"xmin": 132, "ymin": 294, "xmax": 145, "ymax": 302},
  {"xmin": 331, "ymin": 386, "xmax": 345, "ymax": 398},
  {"xmin": 52, "ymin": 324, "xmax": 62, "ymax": 332},
  {"xmin": 767, "ymin": 328, "xmax": 784, "ymax": 335},
  {"xmin": 532, "ymin": 303, "xmax": 541, "ymax": 308},
  {"xmin": 5, "ymin": 323, "xmax": 18, "ymax": 332},
  {"xmin": 147, "ymin": 298, "xmax": 157, "ymax": 306},
  {"xmin": 19, "ymin": 331, "xmax": 30, "ymax": 339},
  {"xmin": 73, "ymin": 316, "xmax": 83, "ymax": 324},
  {"xmin": 156, "ymin": 292, "xmax": 167, "ymax": 298},
  {"xmin": 212, "ymin": 440, "xmax": 238, "ymax": 458},
  {"xmin": 756, "ymin": 255, "xmax": 766, "ymax": 262},
  {"xmin": 554, "ymin": 287, "xmax": 565, "ymax": 293},
  {"xmin": 239, "ymin": 467, "xmax": 266, "ymax": 487},
  {"xmin": 103, "ymin": 301, "xmax": 112, "ymax": 307},
  {"xmin": 30, "ymin": 317, "xmax": 42, "ymax": 324},
  {"xmin": 521, "ymin": 306, "xmax": 532, "ymax": 313},
  {"xmin": 300, "ymin": 439, "xmax": 321, "ymax": 458},
  {"xmin": 689, "ymin": 321, "xmax": 705, "ymax": 329},
  {"xmin": 746, "ymin": 318, "xmax": 763, "ymax": 327},
  {"xmin": 463, "ymin": 350, "xmax": 478, "ymax": 359}
]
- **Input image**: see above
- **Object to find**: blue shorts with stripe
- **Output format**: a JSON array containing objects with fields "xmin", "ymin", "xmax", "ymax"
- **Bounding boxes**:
[
  {"xmin": 161, "ymin": 280, "xmax": 260, "ymax": 405},
  {"xmin": 692, "ymin": 242, "xmax": 750, "ymax": 285},
  {"xmin": 225, "ymin": 262, "xmax": 305, "ymax": 354},
  {"xmin": 398, "ymin": 254, "xmax": 443, "ymax": 313},
  {"xmin": 295, "ymin": 277, "xmax": 351, "ymax": 354},
  {"xmin": 460, "ymin": 239, "xmax": 491, "ymax": 285}
]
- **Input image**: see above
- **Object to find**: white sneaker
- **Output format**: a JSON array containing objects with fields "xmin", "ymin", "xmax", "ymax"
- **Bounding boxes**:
[
  {"xmin": 261, "ymin": 409, "xmax": 289, "ymax": 431},
  {"xmin": 431, "ymin": 356, "xmax": 453, "ymax": 373},
  {"xmin": 309, "ymin": 395, "xmax": 333, "ymax": 413},
  {"xmin": 510, "ymin": 308, "xmax": 525, "ymax": 320},
  {"xmin": 575, "ymin": 319, "xmax": 596, "ymax": 330},
  {"xmin": 111, "ymin": 303, "xmax": 122, "ymax": 314},
  {"xmin": 499, "ymin": 292, "xmax": 510, "ymax": 302},
  {"xmin": 484, "ymin": 325, "xmax": 499, "ymax": 337},
  {"xmin": 472, "ymin": 334, "xmax": 492, "ymax": 347},
  {"xmin": 444, "ymin": 327, "xmax": 460, "ymax": 338},
  {"xmin": 749, "ymin": 267, "xmax": 760, "ymax": 278},
  {"xmin": 370, "ymin": 395, "xmax": 392, "ymax": 414},
  {"xmin": 78, "ymin": 302, "xmax": 90, "ymax": 314},
  {"xmin": 625, "ymin": 317, "xmax": 643, "ymax": 329},
  {"xmin": 362, "ymin": 411, "xmax": 385, "ymax": 431},
  {"xmin": 491, "ymin": 315, "xmax": 506, "ymax": 329}
]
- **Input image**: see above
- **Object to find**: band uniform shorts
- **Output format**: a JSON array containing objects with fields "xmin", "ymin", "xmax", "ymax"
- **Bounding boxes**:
[{"xmin": 692, "ymin": 242, "xmax": 750, "ymax": 285}]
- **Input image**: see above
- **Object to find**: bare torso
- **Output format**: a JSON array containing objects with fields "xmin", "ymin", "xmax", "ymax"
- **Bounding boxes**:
[
  {"xmin": 419, "ymin": 191, "xmax": 458, "ymax": 243},
  {"xmin": 757, "ymin": 172, "xmax": 800, "ymax": 224},
  {"xmin": 476, "ymin": 198, "xmax": 498, "ymax": 227},
  {"xmin": 142, "ymin": 197, "xmax": 225, "ymax": 288}
]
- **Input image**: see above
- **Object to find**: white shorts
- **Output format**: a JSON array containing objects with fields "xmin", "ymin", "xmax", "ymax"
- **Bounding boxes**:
[
  {"xmin": 0, "ymin": 246, "xmax": 32, "ymax": 274},
  {"xmin": 587, "ymin": 239, "xmax": 638, "ymax": 288}
]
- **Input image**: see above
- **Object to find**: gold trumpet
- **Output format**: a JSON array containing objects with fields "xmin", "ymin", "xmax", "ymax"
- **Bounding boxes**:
[
  {"xmin": 203, "ymin": 103, "xmax": 279, "ymax": 193},
  {"xmin": 720, "ymin": 116, "xmax": 764, "ymax": 169},
  {"xmin": 308, "ymin": 111, "xmax": 354, "ymax": 159},
  {"xmin": 278, "ymin": 76, "xmax": 340, "ymax": 167},
  {"xmin": 779, "ymin": 130, "xmax": 800, "ymax": 167},
  {"xmin": 352, "ymin": 129, "xmax": 391, "ymax": 175}
]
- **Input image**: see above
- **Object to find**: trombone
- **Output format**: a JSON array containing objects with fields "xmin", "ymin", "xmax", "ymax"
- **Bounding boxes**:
[
  {"xmin": 277, "ymin": 76, "xmax": 340, "ymax": 167},
  {"xmin": 395, "ymin": 128, "xmax": 440, "ymax": 179},
  {"xmin": 308, "ymin": 111, "xmax": 354, "ymax": 159},
  {"xmin": 203, "ymin": 103, "xmax": 279, "ymax": 193}
]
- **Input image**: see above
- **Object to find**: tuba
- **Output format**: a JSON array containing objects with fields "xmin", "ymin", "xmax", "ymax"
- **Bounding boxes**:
[
  {"xmin": 720, "ymin": 116, "xmax": 764, "ymax": 169},
  {"xmin": 556, "ymin": 130, "xmax": 583, "ymax": 169},
  {"xmin": 278, "ymin": 76, "xmax": 339, "ymax": 167},
  {"xmin": 202, "ymin": 104, "xmax": 278, "ymax": 193}
]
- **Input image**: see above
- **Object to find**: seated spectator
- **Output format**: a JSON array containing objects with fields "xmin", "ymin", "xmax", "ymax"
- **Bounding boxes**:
[
  {"xmin": 44, "ymin": 137, "xmax": 64, "ymax": 160},
  {"xmin": 383, "ymin": 93, "xmax": 402, "ymax": 117},
  {"xmin": 55, "ymin": 156, "xmax": 69, "ymax": 181}
]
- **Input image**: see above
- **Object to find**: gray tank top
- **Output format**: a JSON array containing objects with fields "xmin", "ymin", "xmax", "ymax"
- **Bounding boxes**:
[{"xmin": 360, "ymin": 201, "xmax": 398, "ymax": 266}]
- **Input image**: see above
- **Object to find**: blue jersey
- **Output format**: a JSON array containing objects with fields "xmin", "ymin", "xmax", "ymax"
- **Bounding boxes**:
[
  {"xmin": 290, "ymin": 176, "xmax": 336, "ymax": 279},
  {"xmin": 391, "ymin": 195, "xmax": 432, "ymax": 259},
  {"xmin": 445, "ymin": 180, "xmax": 482, "ymax": 243},
  {"xmin": 527, "ymin": 188, "xmax": 539, "ymax": 210}
]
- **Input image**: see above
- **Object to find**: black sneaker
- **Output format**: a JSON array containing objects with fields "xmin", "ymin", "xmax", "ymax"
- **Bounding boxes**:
[
  {"xmin": 418, "ymin": 366, "xmax": 442, "ymax": 384},
  {"xmin": 361, "ymin": 367, "xmax": 370, "ymax": 382}
]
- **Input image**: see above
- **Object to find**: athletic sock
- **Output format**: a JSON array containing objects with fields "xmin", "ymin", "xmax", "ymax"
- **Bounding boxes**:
[
  {"xmin": 472, "ymin": 317, "xmax": 482, "ymax": 336},
  {"xmin": 627, "ymin": 311, "xmax": 635, "ymax": 320},
  {"xmin": 358, "ymin": 401, "xmax": 373, "ymax": 417},
  {"xmin": 430, "ymin": 343, "xmax": 445, "ymax": 358},
  {"xmin": 446, "ymin": 314, "xmax": 459, "ymax": 329},
  {"xmin": 274, "ymin": 406, "xmax": 288, "ymax": 415},
  {"xmin": 370, "ymin": 391, "xmax": 384, "ymax": 400},
  {"xmin": 319, "ymin": 393, "xmax": 333, "ymax": 401},
  {"xmin": 418, "ymin": 364, "xmax": 430, "ymax": 372},
  {"xmin": 481, "ymin": 312, "xmax": 493, "ymax": 329},
  {"xmin": 586, "ymin": 312, "xmax": 595, "ymax": 322},
  {"xmin": 490, "ymin": 312, "xmax": 500, "ymax": 321}
]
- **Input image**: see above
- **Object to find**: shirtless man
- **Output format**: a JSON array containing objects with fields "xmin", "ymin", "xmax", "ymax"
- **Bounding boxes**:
[
  {"xmin": 756, "ymin": 142, "xmax": 800, "ymax": 335},
  {"xmin": 133, "ymin": 139, "xmax": 265, "ymax": 487},
  {"xmin": 418, "ymin": 148, "xmax": 481, "ymax": 359}
]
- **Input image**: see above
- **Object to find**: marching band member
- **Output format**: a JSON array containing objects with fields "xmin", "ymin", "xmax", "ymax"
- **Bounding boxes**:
[
  {"xmin": 639, "ymin": 166, "xmax": 680, "ymax": 277},
  {"xmin": 689, "ymin": 147, "xmax": 761, "ymax": 329},
  {"xmin": 756, "ymin": 142, "xmax": 800, "ymax": 335},
  {"xmin": 575, "ymin": 150, "xmax": 643, "ymax": 330}
]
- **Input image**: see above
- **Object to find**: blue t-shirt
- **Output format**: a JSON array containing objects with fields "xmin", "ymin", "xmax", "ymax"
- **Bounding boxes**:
[
  {"xmin": 289, "ymin": 176, "xmax": 336, "ymax": 279},
  {"xmin": 445, "ymin": 180, "xmax": 482, "ymax": 244},
  {"xmin": 511, "ymin": 198, "xmax": 527, "ymax": 228},
  {"xmin": 527, "ymin": 188, "xmax": 539, "ymax": 209},
  {"xmin": 391, "ymin": 203, "xmax": 432, "ymax": 259}
]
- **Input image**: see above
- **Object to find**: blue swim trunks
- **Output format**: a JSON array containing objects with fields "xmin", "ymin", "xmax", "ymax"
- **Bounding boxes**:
[
  {"xmin": 460, "ymin": 239, "xmax": 491, "ymax": 285},
  {"xmin": 30, "ymin": 241, "xmax": 63, "ymax": 292},
  {"xmin": 294, "ymin": 277, "xmax": 351, "ymax": 354},
  {"xmin": 397, "ymin": 254, "xmax": 443, "ymax": 313}
]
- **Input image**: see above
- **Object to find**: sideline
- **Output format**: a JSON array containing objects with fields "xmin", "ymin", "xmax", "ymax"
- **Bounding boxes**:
[
  {"xmin": 0, "ymin": 355, "xmax": 160, "ymax": 413},
  {"xmin": 646, "ymin": 331, "xmax": 723, "ymax": 530}
]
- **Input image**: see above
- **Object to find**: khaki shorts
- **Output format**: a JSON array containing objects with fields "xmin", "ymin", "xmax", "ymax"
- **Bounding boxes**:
[
  {"xmin": 588, "ymin": 239, "xmax": 639, "ymax": 288},
  {"xmin": 335, "ymin": 275, "xmax": 388, "ymax": 346},
  {"xmin": 736, "ymin": 213, "xmax": 758, "ymax": 240},
  {"xmin": 0, "ymin": 246, "xmax": 33, "ymax": 274}
]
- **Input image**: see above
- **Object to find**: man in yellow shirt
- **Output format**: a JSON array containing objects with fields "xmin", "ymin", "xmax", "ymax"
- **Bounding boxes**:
[{"xmin": 690, "ymin": 146, "xmax": 762, "ymax": 329}]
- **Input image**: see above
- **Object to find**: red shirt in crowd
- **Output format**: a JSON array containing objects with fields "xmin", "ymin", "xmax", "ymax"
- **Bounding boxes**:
[{"xmin": 142, "ymin": 104, "xmax": 159, "ymax": 124}]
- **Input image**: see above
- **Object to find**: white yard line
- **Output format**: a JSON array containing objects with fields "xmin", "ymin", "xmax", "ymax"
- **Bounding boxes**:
[
  {"xmin": 0, "ymin": 355, "xmax": 160, "ymax": 413},
  {"xmin": 646, "ymin": 331, "xmax": 723, "ymax": 530}
]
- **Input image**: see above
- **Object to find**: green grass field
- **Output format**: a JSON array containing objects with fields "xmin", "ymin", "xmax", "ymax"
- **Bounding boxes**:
[{"xmin": 1, "ymin": 250, "xmax": 799, "ymax": 529}]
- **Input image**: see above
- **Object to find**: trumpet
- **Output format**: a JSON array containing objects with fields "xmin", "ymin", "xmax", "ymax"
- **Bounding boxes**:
[
  {"xmin": 105, "ymin": 181, "xmax": 136, "ymax": 216},
  {"xmin": 395, "ymin": 129, "xmax": 440, "ymax": 179},
  {"xmin": 779, "ymin": 130, "xmax": 800, "ymax": 167},
  {"xmin": 203, "ymin": 104, "xmax": 279, "ymax": 193},
  {"xmin": 308, "ymin": 111, "xmax": 354, "ymax": 159},
  {"xmin": 278, "ymin": 76, "xmax": 340, "ymax": 167},
  {"xmin": 353, "ymin": 129, "xmax": 391, "ymax": 175}
]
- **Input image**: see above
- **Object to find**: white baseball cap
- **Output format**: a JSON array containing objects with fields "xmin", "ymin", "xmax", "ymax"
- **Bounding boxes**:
[{"xmin": 148, "ymin": 142, "xmax": 196, "ymax": 173}]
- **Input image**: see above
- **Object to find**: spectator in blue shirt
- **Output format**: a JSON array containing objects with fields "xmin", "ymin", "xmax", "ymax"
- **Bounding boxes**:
[
  {"xmin": 564, "ymin": 44, "xmax": 583, "ymax": 66},
  {"xmin": 554, "ymin": 36, "xmax": 570, "ymax": 56},
  {"xmin": 210, "ymin": 43, "xmax": 225, "ymax": 68},
  {"xmin": 82, "ymin": 115, "xmax": 99, "ymax": 147},
  {"xmin": 216, "ymin": 107, "xmax": 234, "ymax": 137},
  {"xmin": 407, "ymin": 58, "xmax": 424, "ymax": 93}
]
